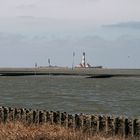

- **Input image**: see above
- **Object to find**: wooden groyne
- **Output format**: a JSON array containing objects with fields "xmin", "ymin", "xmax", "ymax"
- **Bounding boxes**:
[{"xmin": 0, "ymin": 106, "xmax": 140, "ymax": 138}]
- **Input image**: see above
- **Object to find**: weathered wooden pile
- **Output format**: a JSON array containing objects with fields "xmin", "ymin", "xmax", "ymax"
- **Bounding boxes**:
[{"xmin": 0, "ymin": 106, "xmax": 140, "ymax": 138}]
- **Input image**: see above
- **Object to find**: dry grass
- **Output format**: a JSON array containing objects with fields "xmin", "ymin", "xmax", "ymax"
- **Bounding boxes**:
[{"xmin": 0, "ymin": 122, "xmax": 131, "ymax": 140}]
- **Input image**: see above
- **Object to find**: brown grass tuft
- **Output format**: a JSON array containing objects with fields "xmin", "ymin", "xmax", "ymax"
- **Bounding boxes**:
[{"xmin": 0, "ymin": 122, "xmax": 131, "ymax": 140}]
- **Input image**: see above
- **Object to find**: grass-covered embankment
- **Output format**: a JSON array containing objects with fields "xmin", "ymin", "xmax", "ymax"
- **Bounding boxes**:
[{"xmin": 0, "ymin": 122, "xmax": 131, "ymax": 140}]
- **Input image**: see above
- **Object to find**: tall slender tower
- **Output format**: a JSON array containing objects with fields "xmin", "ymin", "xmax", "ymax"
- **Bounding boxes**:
[{"xmin": 81, "ymin": 52, "xmax": 86, "ymax": 67}]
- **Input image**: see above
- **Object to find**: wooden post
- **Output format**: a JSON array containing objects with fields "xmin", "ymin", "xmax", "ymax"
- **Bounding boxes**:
[
  {"xmin": 75, "ymin": 114, "xmax": 80, "ymax": 129},
  {"xmin": 89, "ymin": 115, "xmax": 92, "ymax": 136},
  {"xmin": 50, "ymin": 111, "xmax": 54, "ymax": 124},
  {"xmin": 46, "ymin": 111, "xmax": 52, "ymax": 124},
  {"xmin": 8, "ymin": 107, "xmax": 14, "ymax": 122},
  {"xmin": 105, "ymin": 115, "xmax": 109, "ymax": 133},
  {"xmin": 53, "ymin": 111, "xmax": 61, "ymax": 125},
  {"xmin": 39, "ymin": 110, "xmax": 42, "ymax": 123},
  {"xmin": 131, "ymin": 119, "xmax": 136, "ymax": 137},
  {"xmin": 99, "ymin": 115, "xmax": 105, "ymax": 132},
  {"xmin": 73, "ymin": 114, "xmax": 76, "ymax": 130},
  {"xmin": 14, "ymin": 108, "xmax": 21, "ymax": 121},
  {"xmin": 26, "ymin": 109, "xmax": 33, "ymax": 124},
  {"xmin": 0, "ymin": 107, "xmax": 4, "ymax": 122},
  {"xmin": 61, "ymin": 112, "xmax": 67, "ymax": 127},
  {"xmin": 43, "ymin": 111, "xmax": 47, "ymax": 123},
  {"xmin": 39, "ymin": 110, "xmax": 46, "ymax": 124},
  {"xmin": 68, "ymin": 114, "xmax": 73, "ymax": 128},
  {"xmin": 3, "ymin": 107, "xmax": 9, "ymax": 123},
  {"xmin": 80, "ymin": 114, "xmax": 84, "ymax": 132},
  {"xmin": 46, "ymin": 111, "xmax": 54, "ymax": 124},
  {"xmin": 82, "ymin": 115, "xmax": 92, "ymax": 134},
  {"xmin": 135, "ymin": 119, "xmax": 140, "ymax": 137},
  {"xmin": 122, "ymin": 117, "xmax": 127, "ymax": 138},
  {"xmin": 65, "ymin": 114, "xmax": 68, "ymax": 128},
  {"xmin": 59, "ymin": 111, "xmax": 61, "ymax": 125},
  {"xmin": 33, "ymin": 110, "xmax": 39, "ymax": 123},
  {"xmin": 20, "ymin": 108, "xmax": 27, "ymax": 123},
  {"xmin": 91, "ymin": 115, "xmax": 97, "ymax": 133},
  {"xmin": 96, "ymin": 115, "xmax": 100, "ymax": 133},
  {"xmin": 113, "ymin": 117, "xmax": 117, "ymax": 136}
]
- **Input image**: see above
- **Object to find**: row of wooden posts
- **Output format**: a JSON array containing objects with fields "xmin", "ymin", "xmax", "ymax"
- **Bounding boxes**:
[{"xmin": 0, "ymin": 106, "xmax": 140, "ymax": 138}]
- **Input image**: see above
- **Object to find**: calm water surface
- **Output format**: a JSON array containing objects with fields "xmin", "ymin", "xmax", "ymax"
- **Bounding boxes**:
[{"xmin": 0, "ymin": 75, "xmax": 140, "ymax": 117}]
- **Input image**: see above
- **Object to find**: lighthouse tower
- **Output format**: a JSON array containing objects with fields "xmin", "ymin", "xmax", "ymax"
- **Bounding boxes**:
[
  {"xmin": 81, "ymin": 52, "xmax": 86, "ymax": 67},
  {"xmin": 75, "ymin": 52, "xmax": 92, "ymax": 68}
]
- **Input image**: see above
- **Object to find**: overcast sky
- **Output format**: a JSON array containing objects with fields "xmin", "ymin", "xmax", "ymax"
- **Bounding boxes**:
[
  {"xmin": 0, "ymin": 0, "xmax": 140, "ymax": 68},
  {"xmin": 0, "ymin": 0, "xmax": 140, "ymax": 23}
]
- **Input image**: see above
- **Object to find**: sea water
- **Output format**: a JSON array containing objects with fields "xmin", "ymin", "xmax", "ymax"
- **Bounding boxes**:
[{"xmin": 0, "ymin": 75, "xmax": 140, "ymax": 117}]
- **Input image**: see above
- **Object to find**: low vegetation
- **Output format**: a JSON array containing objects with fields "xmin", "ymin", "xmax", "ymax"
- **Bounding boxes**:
[{"xmin": 0, "ymin": 122, "xmax": 132, "ymax": 140}]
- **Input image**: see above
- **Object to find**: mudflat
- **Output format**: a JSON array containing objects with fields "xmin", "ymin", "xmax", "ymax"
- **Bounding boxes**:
[{"xmin": 0, "ymin": 67, "xmax": 140, "ymax": 77}]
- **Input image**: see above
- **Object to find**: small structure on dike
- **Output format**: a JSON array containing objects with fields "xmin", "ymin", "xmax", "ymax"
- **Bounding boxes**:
[{"xmin": 76, "ymin": 52, "xmax": 102, "ymax": 68}]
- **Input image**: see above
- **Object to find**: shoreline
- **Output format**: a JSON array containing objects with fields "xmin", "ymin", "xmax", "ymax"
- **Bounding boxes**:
[{"xmin": 0, "ymin": 67, "xmax": 140, "ymax": 77}]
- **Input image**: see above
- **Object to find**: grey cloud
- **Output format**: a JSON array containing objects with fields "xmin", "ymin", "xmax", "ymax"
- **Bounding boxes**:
[
  {"xmin": 16, "ymin": 4, "xmax": 36, "ymax": 9},
  {"xmin": 103, "ymin": 21, "xmax": 140, "ymax": 29}
]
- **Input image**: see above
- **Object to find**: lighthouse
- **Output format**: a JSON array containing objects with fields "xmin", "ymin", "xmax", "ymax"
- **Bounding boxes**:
[
  {"xmin": 81, "ymin": 52, "xmax": 86, "ymax": 67},
  {"xmin": 75, "ymin": 52, "xmax": 91, "ymax": 68}
]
